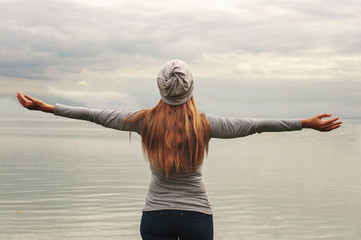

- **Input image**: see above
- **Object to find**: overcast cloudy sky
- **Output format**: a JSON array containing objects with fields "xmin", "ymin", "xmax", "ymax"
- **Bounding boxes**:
[{"xmin": 1, "ymin": 0, "xmax": 360, "ymax": 118}]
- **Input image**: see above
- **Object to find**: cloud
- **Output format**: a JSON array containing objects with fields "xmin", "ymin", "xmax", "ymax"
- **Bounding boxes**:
[
  {"xmin": 77, "ymin": 80, "xmax": 88, "ymax": 86},
  {"xmin": 1, "ymin": 0, "xmax": 360, "ymax": 118}
]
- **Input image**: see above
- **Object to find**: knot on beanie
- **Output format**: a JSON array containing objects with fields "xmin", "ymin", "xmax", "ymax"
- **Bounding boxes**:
[{"xmin": 157, "ymin": 60, "xmax": 194, "ymax": 106}]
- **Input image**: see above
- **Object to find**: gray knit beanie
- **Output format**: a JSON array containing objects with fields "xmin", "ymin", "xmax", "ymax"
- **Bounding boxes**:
[{"xmin": 157, "ymin": 60, "xmax": 194, "ymax": 106}]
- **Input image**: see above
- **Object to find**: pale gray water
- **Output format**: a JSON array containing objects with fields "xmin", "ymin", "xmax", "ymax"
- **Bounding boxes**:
[{"xmin": 0, "ymin": 117, "xmax": 360, "ymax": 240}]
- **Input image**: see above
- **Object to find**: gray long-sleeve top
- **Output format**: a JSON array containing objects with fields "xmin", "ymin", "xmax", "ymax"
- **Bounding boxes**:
[{"xmin": 54, "ymin": 104, "xmax": 302, "ymax": 215}]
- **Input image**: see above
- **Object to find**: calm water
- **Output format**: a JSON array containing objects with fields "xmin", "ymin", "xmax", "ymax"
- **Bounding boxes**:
[{"xmin": 0, "ymin": 116, "xmax": 360, "ymax": 240}]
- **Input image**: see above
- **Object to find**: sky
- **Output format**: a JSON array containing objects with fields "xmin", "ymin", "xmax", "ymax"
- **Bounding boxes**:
[{"xmin": 1, "ymin": 0, "xmax": 361, "ymax": 119}]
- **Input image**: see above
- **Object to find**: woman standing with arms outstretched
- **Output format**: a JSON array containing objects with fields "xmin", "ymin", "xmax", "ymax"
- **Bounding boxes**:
[{"xmin": 17, "ymin": 60, "xmax": 342, "ymax": 240}]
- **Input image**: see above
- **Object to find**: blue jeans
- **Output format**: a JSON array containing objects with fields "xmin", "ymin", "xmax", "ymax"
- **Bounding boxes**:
[{"xmin": 140, "ymin": 210, "xmax": 214, "ymax": 240}]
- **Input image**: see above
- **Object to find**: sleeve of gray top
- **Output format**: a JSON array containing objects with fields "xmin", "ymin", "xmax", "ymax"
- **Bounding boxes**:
[
  {"xmin": 53, "ymin": 104, "xmax": 140, "ymax": 133},
  {"xmin": 205, "ymin": 113, "xmax": 302, "ymax": 139}
]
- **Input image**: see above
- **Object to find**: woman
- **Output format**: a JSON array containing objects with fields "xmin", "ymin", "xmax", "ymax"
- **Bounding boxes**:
[{"xmin": 17, "ymin": 60, "xmax": 342, "ymax": 240}]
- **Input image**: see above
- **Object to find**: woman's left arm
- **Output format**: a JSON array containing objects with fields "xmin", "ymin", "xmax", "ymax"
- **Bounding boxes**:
[
  {"xmin": 54, "ymin": 103, "xmax": 136, "ymax": 131},
  {"xmin": 17, "ymin": 92, "xmax": 54, "ymax": 113},
  {"xmin": 17, "ymin": 92, "xmax": 139, "ymax": 132}
]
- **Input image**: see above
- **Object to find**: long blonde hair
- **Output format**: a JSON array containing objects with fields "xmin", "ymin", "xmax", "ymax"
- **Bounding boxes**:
[{"xmin": 128, "ymin": 96, "xmax": 210, "ymax": 177}]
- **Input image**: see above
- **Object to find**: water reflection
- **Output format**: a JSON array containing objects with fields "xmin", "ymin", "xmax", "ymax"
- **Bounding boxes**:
[{"xmin": 1, "ymin": 118, "xmax": 360, "ymax": 239}]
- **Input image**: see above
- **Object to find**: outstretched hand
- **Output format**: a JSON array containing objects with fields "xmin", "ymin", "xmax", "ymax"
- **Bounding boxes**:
[
  {"xmin": 302, "ymin": 114, "xmax": 342, "ymax": 132},
  {"xmin": 17, "ymin": 92, "xmax": 54, "ymax": 113}
]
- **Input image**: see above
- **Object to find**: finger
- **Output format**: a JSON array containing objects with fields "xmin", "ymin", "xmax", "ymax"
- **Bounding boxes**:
[
  {"xmin": 18, "ymin": 92, "xmax": 29, "ymax": 102},
  {"xmin": 17, "ymin": 92, "xmax": 25, "ymax": 101},
  {"xmin": 318, "ymin": 113, "xmax": 332, "ymax": 119},
  {"xmin": 324, "ymin": 117, "xmax": 339, "ymax": 125},
  {"xmin": 332, "ymin": 120, "xmax": 342, "ymax": 125},
  {"xmin": 17, "ymin": 92, "xmax": 29, "ymax": 106},
  {"xmin": 24, "ymin": 94, "xmax": 37, "ymax": 102},
  {"xmin": 16, "ymin": 92, "xmax": 22, "ymax": 102},
  {"xmin": 17, "ymin": 94, "xmax": 24, "ymax": 106},
  {"xmin": 328, "ymin": 120, "xmax": 342, "ymax": 126},
  {"xmin": 325, "ymin": 121, "xmax": 342, "ymax": 131},
  {"xmin": 326, "ymin": 124, "xmax": 342, "ymax": 131}
]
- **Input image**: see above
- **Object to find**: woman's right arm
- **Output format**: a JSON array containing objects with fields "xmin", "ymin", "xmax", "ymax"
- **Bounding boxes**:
[
  {"xmin": 301, "ymin": 114, "xmax": 342, "ymax": 132},
  {"xmin": 206, "ymin": 114, "xmax": 302, "ymax": 139},
  {"xmin": 205, "ymin": 113, "xmax": 342, "ymax": 139}
]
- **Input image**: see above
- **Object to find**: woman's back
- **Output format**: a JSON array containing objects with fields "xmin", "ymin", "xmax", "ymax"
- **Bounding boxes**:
[{"xmin": 144, "ymin": 166, "xmax": 212, "ymax": 214}]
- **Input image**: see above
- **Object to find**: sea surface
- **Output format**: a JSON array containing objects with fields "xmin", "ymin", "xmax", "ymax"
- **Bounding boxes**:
[{"xmin": 0, "ymin": 116, "xmax": 360, "ymax": 240}]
